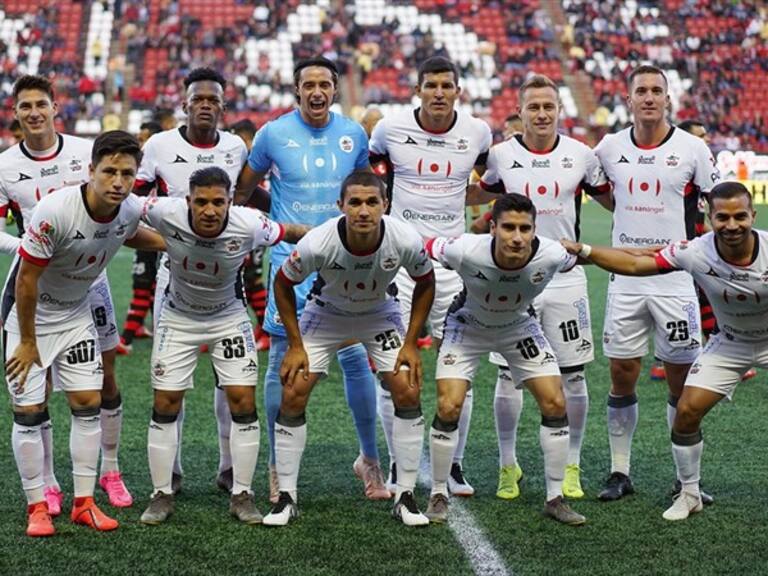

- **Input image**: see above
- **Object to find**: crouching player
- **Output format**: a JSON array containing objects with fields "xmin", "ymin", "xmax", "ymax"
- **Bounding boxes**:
[
  {"xmin": 263, "ymin": 172, "xmax": 435, "ymax": 527},
  {"xmin": 424, "ymin": 193, "xmax": 586, "ymax": 526},
  {"xmin": 138, "ymin": 167, "xmax": 307, "ymax": 525},
  {"xmin": 561, "ymin": 181, "xmax": 768, "ymax": 521},
  {"xmin": 4, "ymin": 131, "xmax": 164, "ymax": 536}
]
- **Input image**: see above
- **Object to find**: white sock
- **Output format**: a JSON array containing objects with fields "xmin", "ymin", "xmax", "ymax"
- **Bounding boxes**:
[
  {"xmin": 430, "ymin": 421, "xmax": 458, "ymax": 496},
  {"xmin": 70, "ymin": 412, "xmax": 102, "ymax": 498},
  {"xmin": 392, "ymin": 411, "xmax": 424, "ymax": 500},
  {"xmin": 215, "ymin": 386, "xmax": 233, "ymax": 473},
  {"xmin": 672, "ymin": 432, "xmax": 703, "ymax": 498},
  {"xmin": 173, "ymin": 400, "xmax": 185, "ymax": 476},
  {"xmin": 667, "ymin": 396, "xmax": 678, "ymax": 432},
  {"xmin": 40, "ymin": 417, "xmax": 60, "ymax": 490},
  {"xmin": 230, "ymin": 417, "xmax": 260, "ymax": 495},
  {"xmin": 377, "ymin": 383, "xmax": 396, "ymax": 468},
  {"xmin": 100, "ymin": 400, "xmax": 123, "ymax": 475},
  {"xmin": 13, "ymin": 422, "xmax": 45, "ymax": 504},
  {"xmin": 148, "ymin": 418, "xmax": 178, "ymax": 496},
  {"xmin": 540, "ymin": 418, "xmax": 569, "ymax": 502},
  {"xmin": 274, "ymin": 419, "xmax": 307, "ymax": 502},
  {"xmin": 563, "ymin": 371, "xmax": 588, "ymax": 466},
  {"xmin": 453, "ymin": 389, "xmax": 473, "ymax": 465},
  {"xmin": 494, "ymin": 368, "xmax": 523, "ymax": 467},
  {"xmin": 607, "ymin": 394, "xmax": 638, "ymax": 476}
]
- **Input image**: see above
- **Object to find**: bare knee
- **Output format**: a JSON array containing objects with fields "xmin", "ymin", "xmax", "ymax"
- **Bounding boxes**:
[
  {"xmin": 436, "ymin": 394, "xmax": 464, "ymax": 423},
  {"xmin": 673, "ymin": 400, "xmax": 703, "ymax": 434},
  {"xmin": 538, "ymin": 392, "xmax": 566, "ymax": 419},
  {"xmin": 67, "ymin": 390, "xmax": 102, "ymax": 411},
  {"xmin": 610, "ymin": 358, "xmax": 641, "ymax": 395},
  {"xmin": 153, "ymin": 390, "xmax": 184, "ymax": 415},
  {"xmin": 226, "ymin": 386, "xmax": 256, "ymax": 415}
]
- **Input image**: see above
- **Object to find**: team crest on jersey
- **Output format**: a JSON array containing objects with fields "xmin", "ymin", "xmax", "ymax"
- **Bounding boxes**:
[
  {"xmin": 224, "ymin": 152, "xmax": 235, "ymax": 166},
  {"xmin": 339, "ymin": 136, "xmax": 354, "ymax": 153},
  {"xmin": 761, "ymin": 270, "xmax": 768, "ymax": 283},
  {"xmin": 69, "ymin": 159, "xmax": 83, "ymax": 172},
  {"xmin": 561, "ymin": 156, "xmax": 574, "ymax": 169},
  {"xmin": 381, "ymin": 256, "xmax": 399, "ymax": 271},
  {"xmin": 456, "ymin": 138, "xmax": 469, "ymax": 151},
  {"xmin": 665, "ymin": 154, "xmax": 680, "ymax": 167},
  {"xmin": 225, "ymin": 238, "xmax": 243, "ymax": 253},
  {"xmin": 153, "ymin": 362, "xmax": 166, "ymax": 377},
  {"xmin": 530, "ymin": 270, "xmax": 546, "ymax": 284},
  {"xmin": 27, "ymin": 220, "xmax": 56, "ymax": 248}
]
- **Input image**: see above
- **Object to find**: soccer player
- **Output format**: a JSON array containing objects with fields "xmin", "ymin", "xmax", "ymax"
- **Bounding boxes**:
[
  {"xmin": 116, "ymin": 120, "xmax": 164, "ymax": 355},
  {"xmin": 424, "ymin": 193, "xmax": 585, "ymax": 526},
  {"xmin": 4, "ymin": 130, "xmax": 163, "ymax": 536},
  {"xmin": 236, "ymin": 57, "xmax": 388, "ymax": 502},
  {"xmin": 0, "ymin": 75, "xmax": 135, "ymax": 513},
  {"xmin": 138, "ymin": 167, "xmax": 306, "ymax": 525},
  {"xmin": 503, "ymin": 113, "xmax": 523, "ymax": 140},
  {"xmin": 561, "ymin": 181, "xmax": 766, "ymax": 520},
  {"xmin": 133, "ymin": 67, "xmax": 248, "ymax": 494},
  {"xmin": 593, "ymin": 64, "xmax": 720, "ymax": 501},
  {"xmin": 369, "ymin": 55, "xmax": 492, "ymax": 496},
  {"xmin": 469, "ymin": 74, "xmax": 611, "ymax": 500},
  {"xmin": 262, "ymin": 172, "xmax": 435, "ymax": 527},
  {"xmin": 360, "ymin": 106, "xmax": 383, "ymax": 139},
  {"xmin": 229, "ymin": 118, "xmax": 270, "ymax": 351}
]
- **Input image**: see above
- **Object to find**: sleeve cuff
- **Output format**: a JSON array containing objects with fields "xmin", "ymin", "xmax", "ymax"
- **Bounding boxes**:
[
  {"xmin": 277, "ymin": 267, "xmax": 300, "ymax": 286},
  {"xmin": 19, "ymin": 246, "xmax": 50, "ymax": 267}
]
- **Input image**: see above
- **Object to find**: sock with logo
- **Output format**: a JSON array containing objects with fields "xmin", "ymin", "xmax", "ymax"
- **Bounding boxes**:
[
  {"xmin": 429, "ymin": 416, "xmax": 459, "ymax": 496},
  {"xmin": 540, "ymin": 415, "xmax": 569, "ymax": 502},
  {"xmin": 230, "ymin": 412, "xmax": 260, "ymax": 495}
]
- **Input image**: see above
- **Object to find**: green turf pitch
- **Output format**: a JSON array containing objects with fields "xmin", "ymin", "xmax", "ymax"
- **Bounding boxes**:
[{"xmin": 0, "ymin": 203, "xmax": 766, "ymax": 576}]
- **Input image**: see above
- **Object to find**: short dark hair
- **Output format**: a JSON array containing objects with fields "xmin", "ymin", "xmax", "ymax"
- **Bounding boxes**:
[
  {"xmin": 491, "ymin": 193, "xmax": 536, "ymax": 223},
  {"xmin": 505, "ymin": 113, "xmax": 521, "ymax": 123},
  {"xmin": 92, "ymin": 130, "xmax": 143, "ymax": 167},
  {"xmin": 229, "ymin": 118, "xmax": 257, "ymax": 139},
  {"xmin": 339, "ymin": 171, "xmax": 386, "ymax": 202},
  {"xmin": 13, "ymin": 74, "xmax": 55, "ymax": 102},
  {"xmin": 417, "ymin": 56, "xmax": 459, "ymax": 86},
  {"xmin": 708, "ymin": 181, "xmax": 752, "ymax": 210},
  {"xmin": 678, "ymin": 119, "xmax": 706, "ymax": 134},
  {"xmin": 293, "ymin": 57, "xmax": 339, "ymax": 89},
  {"xmin": 10, "ymin": 119, "xmax": 21, "ymax": 131},
  {"xmin": 189, "ymin": 166, "xmax": 232, "ymax": 193},
  {"xmin": 627, "ymin": 64, "xmax": 668, "ymax": 90},
  {"xmin": 139, "ymin": 121, "xmax": 162, "ymax": 135},
  {"xmin": 184, "ymin": 67, "xmax": 226, "ymax": 91}
]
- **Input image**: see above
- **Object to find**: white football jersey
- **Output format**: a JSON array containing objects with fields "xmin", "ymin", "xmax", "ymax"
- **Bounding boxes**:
[
  {"xmin": 369, "ymin": 109, "xmax": 492, "ymax": 238},
  {"xmin": 141, "ymin": 197, "xmax": 284, "ymax": 317},
  {"xmin": 135, "ymin": 127, "xmax": 247, "ymax": 198},
  {"xmin": 595, "ymin": 126, "xmax": 720, "ymax": 295},
  {"xmin": 481, "ymin": 134, "xmax": 608, "ymax": 287},
  {"xmin": 0, "ymin": 134, "xmax": 92, "ymax": 231},
  {"xmin": 656, "ymin": 231, "xmax": 768, "ymax": 342},
  {"xmin": 4, "ymin": 185, "xmax": 141, "ymax": 334},
  {"xmin": 427, "ymin": 234, "xmax": 577, "ymax": 328},
  {"xmin": 280, "ymin": 215, "xmax": 432, "ymax": 315}
]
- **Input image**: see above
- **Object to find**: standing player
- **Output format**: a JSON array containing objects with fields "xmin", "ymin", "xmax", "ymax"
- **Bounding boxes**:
[
  {"xmin": 236, "ymin": 57, "xmax": 388, "ymax": 502},
  {"xmin": 369, "ymin": 55, "xmax": 493, "ymax": 496},
  {"xmin": 469, "ymin": 74, "xmax": 610, "ymax": 500},
  {"xmin": 561, "ymin": 181, "xmax": 767, "ymax": 520},
  {"xmin": 262, "ymin": 172, "xmax": 435, "ymax": 526},
  {"xmin": 4, "ymin": 131, "xmax": 162, "ymax": 536},
  {"xmin": 424, "ymin": 193, "xmax": 585, "ymax": 526},
  {"xmin": 0, "ymin": 75, "xmax": 135, "ymax": 514},
  {"xmin": 116, "ymin": 120, "xmax": 163, "ymax": 355},
  {"xmin": 593, "ymin": 65, "xmax": 720, "ymax": 501},
  {"xmin": 138, "ymin": 167, "xmax": 306, "ymax": 525},
  {"xmin": 133, "ymin": 67, "xmax": 248, "ymax": 493}
]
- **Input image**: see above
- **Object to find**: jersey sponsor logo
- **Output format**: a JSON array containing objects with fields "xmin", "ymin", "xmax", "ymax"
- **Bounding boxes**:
[
  {"xmin": 197, "ymin": 154, "xmax": 214, "ymax": 164},
  {"xmin": 483, "ymin": 291, "xmax": 522, "ymax": 305},
  {"xmin": 401, "ymin": 209, "xmax": 457, "ymax": 223},
  {"xmin": 15, "ymin": 172, "xmax": 33, "ymax": 182},
  {"xmin": 354, "ymin": 262, "xmax": 373, "ymax": 270},
  {"xmin": 541, "ymin": 351, "xmax": 557, "ymax": 365},
  {"xmin": 291, "ymin": 200, "xmax": 336, "ymax": 213},
  {"xmin": 426, "ymin": 137, "xmax": 446, "ymax": 148},
  {"xmin": 722, "ymin": 288, "xmax": 761, "ymax": 304},
  {"xmin": 40, "ymin": 166, "xmax": 59, "ymax": 178},
  {"xmin": 665, "ymin": 154, "xmax": 680, "ymax": 167},
  {"xmin": 93, "ymin": 229, "xmax": 109, "ymax": 239},
  {"xmin": 627, "ymin": 177, "xmax": 661, "ymax": 196},
  {"xmin": 241, "ymin": 359, "xmax": 259, "ymax": 374},
  {"xmin": 74, "ymin": 251, "xmax": 107, "ymax": 268},
  {"xmin": 182, "ymin": 256, "xmax": 220, "ymax": 275},
  {"xmin": 729, "ymin": 271, "xmax": 750, "ymax": 282},
  {"xmin": 339, "ymin": 136, "xmax": 354, "ymax": 153},
  {"xmin": 172, "ymin": 154, "xmax": 188, "ymax": 163},
  {"xmin": 531, "ymin": 159, "xmax": 550, "ymax": 169},
  {"xmin": 618, "ymin": 155, "xmax": 630, "ymax": 164},
  {"xmin": 195, "ymin": 239, "xmax": 215, "ymax": 249},
  {"xmin": 508, "ymin": 160, "xmax": 524, "ymax": 169},
  {"xmin": 561, "ymin": 156, "xmax": 574, "ymax": 169},
  {"xmin": 72, "ymin": 230, "xmax": 86, "ymax": 240},
  {"xmin": 524, "ymin": 181, "xmax": 560, "ymax": 199},
  {"xmin": 576, "ymin": 339, "xmax": 592, "ymax": 353},
  {"xmin": 637, "ymin": 155, "xmax": 655, "ymax": 165},
  {"xmin": 499, "ymin": 274, "xmax": 519, "ymax": 282},
  {"xmin": 403, "ymin": 135, "xmax": 418, "ymax": 145},
  {"xmin": 416, "ymin": 158, "xmax": 452, "ymax": 177},
  {"xmin": 309, "ymin": 137, "xmax": 328, "ymax": 146},
  {"xmin": 619, "ymin": 233, "xmax": 671, "ymax": 246}
]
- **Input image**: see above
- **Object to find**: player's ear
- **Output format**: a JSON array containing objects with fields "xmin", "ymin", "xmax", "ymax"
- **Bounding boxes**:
[
  {"xmin": 181, "ymin": 100, "xmax": 188, "ymax": 115},
  {"xmin": 51, "ymin": 100, "xmax": 59, "ymax": 117}
]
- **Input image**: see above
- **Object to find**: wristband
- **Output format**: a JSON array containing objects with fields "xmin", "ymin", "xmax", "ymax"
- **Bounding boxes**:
[{"xmin": 578, "ymin": 243, "xmax": 592, "ymax": 259}]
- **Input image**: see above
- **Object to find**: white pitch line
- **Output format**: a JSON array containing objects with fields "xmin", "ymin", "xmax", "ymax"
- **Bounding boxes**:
[{"xmin": 418, "ymin": 455, "xmax": 512, "ymax": 576}]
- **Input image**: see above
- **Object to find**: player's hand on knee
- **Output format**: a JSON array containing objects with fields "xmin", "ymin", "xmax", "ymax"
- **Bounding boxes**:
[
  {"xmin": 5, "ymin": 341, "xmax": 41, "ymax": 393},
  {"xmin": 394, "ymin": 343, "xmax": 422, "ymax": 389},
  {"xmin": 280, "ymin": 346, "xmax": 309, "ymax": 387}
]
